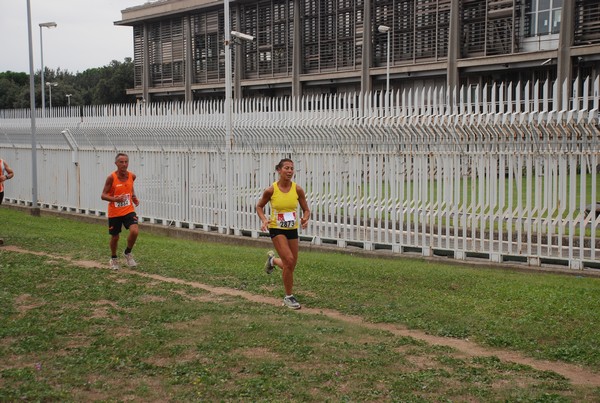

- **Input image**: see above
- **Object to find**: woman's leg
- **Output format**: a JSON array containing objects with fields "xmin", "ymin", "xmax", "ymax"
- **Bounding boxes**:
[{"xmin": 271, "ymin": 235, "xmax": 299, "ymax": 296}]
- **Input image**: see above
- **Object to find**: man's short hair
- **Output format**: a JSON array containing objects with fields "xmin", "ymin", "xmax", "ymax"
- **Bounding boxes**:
[{"xmin": 115, "ymin": 153, "xmax": 128, "ymax": 162}]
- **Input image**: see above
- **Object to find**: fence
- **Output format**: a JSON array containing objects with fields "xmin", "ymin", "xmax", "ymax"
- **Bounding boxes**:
[{"xmin": 1, "ymin": 77, "xmax": 599, "ymax": 269}]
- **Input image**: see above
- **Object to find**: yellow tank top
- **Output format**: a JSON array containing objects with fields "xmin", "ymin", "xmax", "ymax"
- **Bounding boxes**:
[{"xmin": 269, "ymin": 181, "xmax": 299, "ymax": 229}]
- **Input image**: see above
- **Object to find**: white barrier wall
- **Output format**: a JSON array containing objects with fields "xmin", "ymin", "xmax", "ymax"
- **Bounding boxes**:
[{"xmin": 1, "ymin": 78, "xmax": 599, "ymax": 269}]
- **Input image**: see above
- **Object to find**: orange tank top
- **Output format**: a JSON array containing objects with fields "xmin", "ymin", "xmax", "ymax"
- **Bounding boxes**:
[
  {"xmin": 107, "ymin": 171, "xmax": 136, "ymax": 218},
  {"xmin": 0, "ymin": 159, "xmax": 4, "ymax": 193}
]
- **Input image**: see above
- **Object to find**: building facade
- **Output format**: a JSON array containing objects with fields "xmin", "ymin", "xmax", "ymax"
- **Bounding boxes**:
[{"xmin": 116, "ymin": 0, "xmax": 600, "ymax": 104}]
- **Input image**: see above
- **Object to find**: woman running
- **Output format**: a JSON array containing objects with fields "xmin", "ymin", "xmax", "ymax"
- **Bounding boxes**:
[{"xmin": 256, "ymin": 158, "xmax": 310, "ymax": 309}]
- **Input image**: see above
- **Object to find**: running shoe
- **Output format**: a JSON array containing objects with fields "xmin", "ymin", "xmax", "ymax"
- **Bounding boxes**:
[
  {"xmin": 283, "ymin": 295, "xmax": 301, "ymax": 310},
  {"xmin": 264, "ymin": 250, "xmax": 275, "ymax": 274},
  {"xmin": 109, "ymin": 257, "xmax": 120, "ymax": 270},
  {"xmin": 123, "ymin": 252, "xmax": 138, "ymax": 267}
]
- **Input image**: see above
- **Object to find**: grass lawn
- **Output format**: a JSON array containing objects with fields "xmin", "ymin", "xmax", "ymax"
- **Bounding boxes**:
[{"xmin": 1, "ymin": 207, "xmax": 600, "ymax": 401}]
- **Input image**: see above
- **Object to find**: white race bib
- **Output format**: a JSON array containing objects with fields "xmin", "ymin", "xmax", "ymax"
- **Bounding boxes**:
[
  {"xmin": 115, "ymin": 194, "xmax": 131, "ymax": 208},
  {"xmin": 276, "ymin": 211, "xmax": 297, "ymax": 228}
]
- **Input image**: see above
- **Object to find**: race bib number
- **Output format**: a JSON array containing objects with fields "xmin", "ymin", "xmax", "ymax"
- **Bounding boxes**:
[
  {"xmin": 115, "ymin": 194, "xmax": 131, "ymax": 208},
  {"xmin": 276, "ymin": 212, "xmax": 297, "ymax": 228}
]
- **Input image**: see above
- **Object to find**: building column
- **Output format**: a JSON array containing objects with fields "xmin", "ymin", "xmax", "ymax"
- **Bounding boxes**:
[
  {"xmin": 292, "ymin": 0, "xmax": 302, "ymax": 99},
  {"xmin": 142, "ymin": 23, "xmax": 150, "ymax": 103},
  {"xmin": 361, "ymin": 0, "xmax": 372, "ymax": 95},
  {"xmin": 446, "ymin": 0, "xmax": 460, "ymax": 107},
  {"xmin": 184, "ymin": 15, "xmax": 193, "ymax": 102},
  {"xmin": 557, "ymin": 0, "xmax": 575, "ymax": 110},
  {"xmin": 233, "ymin": 5, "xmax": 242, "ymax": 100}
]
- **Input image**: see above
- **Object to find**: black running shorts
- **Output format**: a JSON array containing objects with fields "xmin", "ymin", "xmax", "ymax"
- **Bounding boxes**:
[
  {"xmin": 268, "ymin": 228, "xmax": 298, "ymax": 240},
  {"xmin": 108, "ymin": 211, "xmax": 138, "ymax": 235}
]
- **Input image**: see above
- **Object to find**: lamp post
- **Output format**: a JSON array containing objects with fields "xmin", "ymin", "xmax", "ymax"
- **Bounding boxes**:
[
  {"xmin": 66, "ymin": 93, "xmax": 72, "ymax": 107},
  {"xmin": 224, "ymin": 0, "xmax": 233, "ymax": 233},
  {"xmin": 46, "ymin": 82, "xmax": 57, "ymax": 113},
  {"xmin": 224, "ymin": 0, "xmax": 254, "ymax": 233},
  {"xmin": 378, "ymin": 25, "xmax": 391, "ymax": 112},
  {"xmin": 27, "ymin": 0, "xmax": 40, "ymax": 215},
  {"xmin": 39, "ymin": 21, "xmax": 57, "ymax": 117}
]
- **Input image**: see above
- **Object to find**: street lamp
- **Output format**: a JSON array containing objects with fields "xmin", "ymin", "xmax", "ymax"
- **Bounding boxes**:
[
  {"xmin": 39, "ymin": 21, "xmax": 57, "ymax": 117},
  {"xmin": 46, "ymin": 82, "xmax": 58, "ymax": 113},
  {"xmin": 66, "ymin": 93, "xmax": 72, "ymax": 107},
  {"xmin": 378, "ymin": 25, "xmax": 391, "ymax": 111},
  {"xmin": 224, "ymin": 0, "xmax": 254, "ymax": 233},
  {"xmin": 27, "ymin": 0, "xmax": 40, "ymax": 214},
  {"xmin": 224, "ymin": 0, "xmax": 233, "ymax": 233}
]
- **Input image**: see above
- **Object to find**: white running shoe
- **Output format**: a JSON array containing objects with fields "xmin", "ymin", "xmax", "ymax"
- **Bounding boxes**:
[
  {"xmin": 109, "ymin": 258, "xmax": 120, "ymax": 270},
  {"xmin": 283, "ymin": 295, "xmax": 301, "ymax": 310},
  {"xmin": 264, "ymin": 250, "xmax": 275, "ymax": 274},
  {"xmin": 123, "ymin": 252, "xmax": 138, "ymax": 267}
]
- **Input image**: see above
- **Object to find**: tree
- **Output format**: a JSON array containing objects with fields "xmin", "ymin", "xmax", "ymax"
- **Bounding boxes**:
[
  {"xmin": 0, "ymin": 58, "xmax": 136, "ymax": 109},
  {"xmin": 0, "ymin": 72, "xmax": 29, "ymax": 109}
]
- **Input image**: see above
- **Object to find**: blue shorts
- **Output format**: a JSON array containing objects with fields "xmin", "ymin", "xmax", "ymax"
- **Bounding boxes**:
[
  {"xmin": 108, "ymin": 212, "xmax": 138, "ymax": 236},
  {"xmin": 269, "ymin": 228, "xmax": 298, "ymax": 240}
]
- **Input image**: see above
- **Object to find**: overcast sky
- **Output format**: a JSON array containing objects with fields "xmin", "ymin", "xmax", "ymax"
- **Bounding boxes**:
[{"xmin": 0, "ymin": 0, "xmax": 146, "ymax": 74}]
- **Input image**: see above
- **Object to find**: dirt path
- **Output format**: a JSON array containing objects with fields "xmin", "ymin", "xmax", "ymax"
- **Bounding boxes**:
[{"xmin": 4, "ymin": 244, "xmax": 600, "ymax": 386}]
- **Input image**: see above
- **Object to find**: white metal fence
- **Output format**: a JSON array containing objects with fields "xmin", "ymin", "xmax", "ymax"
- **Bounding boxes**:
[{"xmin": 1, "ymin": 77, "xmax": 599, "ymax": 269}]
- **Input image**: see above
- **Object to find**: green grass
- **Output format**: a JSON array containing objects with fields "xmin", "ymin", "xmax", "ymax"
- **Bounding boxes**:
[{"xmin": 1, "ymin": 207, "xmax": 600, "ymax": 401}]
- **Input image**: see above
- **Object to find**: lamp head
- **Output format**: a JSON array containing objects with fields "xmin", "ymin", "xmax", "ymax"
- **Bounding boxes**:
[
  {"xmin": 39, "ymin": 22, "xmax": 57, "ymax": 28},
  {"xmin": 231, "ymin": 31, "xmax": 255, "ymax": 42},
  {"xmin": 378, "ymin": 25, "xmax": 391, "ymax": 33}
]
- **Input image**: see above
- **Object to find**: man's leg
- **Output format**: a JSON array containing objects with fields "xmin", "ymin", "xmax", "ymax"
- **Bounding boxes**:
[
  {"xmin": 1, "ymin": 191, "xmax": 4, "ymax": 245},
  {"xmin": 123, "ymin": 223, "xmax": 139, "ymax": 267},
  {"xmin": 126, "ymin": 224, "xmax": 139, "ymax": 250},
  {"xmin": 109, "ymin": 234, "xmax": 120, "ymax": 269},
  {"xmin": 110, "ymin": 234, "xmax": 119, "ymax": 257}
]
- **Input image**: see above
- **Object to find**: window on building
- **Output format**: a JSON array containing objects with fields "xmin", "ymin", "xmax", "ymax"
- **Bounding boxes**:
[
  {"xmin": 240, "ymin": 0, "xmax": 293, "ymax": 79},
  {"xmin": 574, "ymin": 0, "xmax": 600, "ymax": 45},
  {"xmin": 192, "ymin": 11, "xmax": 224, "ymax": 83},
  {"xmin": 375, "ymin": 0, "xmax": 450, "ymax": 64},
  {"xmin": 133, "ymin": 25, "xmax": 144, "ymax": 89},
  {"xmin": 147, "ymin": 18, "xmax": 185, "ymax": 87},
  {"xmin": 525, "ymin": 0, "xmax": 562, "ymax": 37},
  {"xmin": 301, "ymin": 0, "xmax": 363, "ymax": 73}
]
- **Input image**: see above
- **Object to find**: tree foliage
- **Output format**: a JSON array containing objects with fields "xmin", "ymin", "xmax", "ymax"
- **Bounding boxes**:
[{"xmin": 0, "ymin": 58, "xmax": 134, "ymax": 109}]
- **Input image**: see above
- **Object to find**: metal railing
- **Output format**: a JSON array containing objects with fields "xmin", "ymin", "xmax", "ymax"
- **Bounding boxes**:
[{"xmin": 1, "ymin": 76, "xmax": 599, "ymax": 269}]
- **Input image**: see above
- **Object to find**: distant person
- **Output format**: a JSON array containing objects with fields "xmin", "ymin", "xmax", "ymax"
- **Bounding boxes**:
[
  {"xmin": 256, "ymin": 158, "xmax": 310, "ymax": 309},
  {"xmin": 101, "ymin": 153, "xmax": 140, "ymax": 270},
  {"xmin": 0, "ymin": 158, "xmax": 15, "ymax": 246}
]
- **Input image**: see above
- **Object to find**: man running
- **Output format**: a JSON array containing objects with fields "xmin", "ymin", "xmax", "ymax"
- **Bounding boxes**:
[
  {"xmin": 0, "ymin": 158, "xmax": 15, "ymax": 245},
  {"xmin": 101, "ymin": 153, "xmax": 140, "ymax": 270}
]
